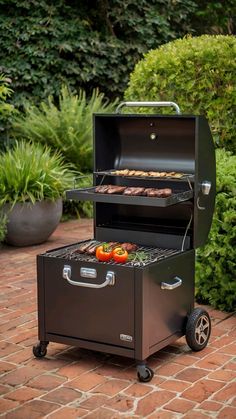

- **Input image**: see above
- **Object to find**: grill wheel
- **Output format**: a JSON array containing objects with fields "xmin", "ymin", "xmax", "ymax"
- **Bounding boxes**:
[
  {"xmin": 33, "ymin": 341, "xmax": 49, "ymax": 358},
  {"xmin": 185, "ymin": 308, "xmax": 211, "ymax": 351},
  {"xmin": 137, "ymin": 365, "xmax": 154, "ymax": 382}
]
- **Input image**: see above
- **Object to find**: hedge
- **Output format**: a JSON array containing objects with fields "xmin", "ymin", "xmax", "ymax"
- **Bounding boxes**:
[
  {"xmin": 196, "ymin": 149, "xmax": 236, "ymax": 312},
  {"xmin": 0, "ymin": 0, "xmax": 197, "ymax": 106},
  {"xmin": 125, "ymin": 35, "xmax": 236, "ymax": 153}
]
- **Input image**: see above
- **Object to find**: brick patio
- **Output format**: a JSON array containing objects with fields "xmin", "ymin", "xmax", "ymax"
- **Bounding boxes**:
[{"xmin": 0, "ymin": 219, "xmax": 235, "ymax": 418}]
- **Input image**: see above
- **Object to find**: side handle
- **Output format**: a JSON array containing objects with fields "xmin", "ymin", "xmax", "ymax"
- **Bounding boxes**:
[{"xmin": 161, "ymin": 276, "xmax": 182, "ymax": 290}]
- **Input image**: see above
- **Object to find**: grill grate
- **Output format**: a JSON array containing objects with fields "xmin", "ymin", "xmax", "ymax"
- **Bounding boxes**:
[
  {"xmin": 43, "ymin": 240, "xmax": 181, "ymax": 267},
  {"xmin": 94, "ymin": 169, "xmax": 194, "ymax": 182}
]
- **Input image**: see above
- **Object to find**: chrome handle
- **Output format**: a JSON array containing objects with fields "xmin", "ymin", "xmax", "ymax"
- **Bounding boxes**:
[
  {"xmin": 197, "ymin": 180, "xmax": 212, "ymax": 210},
  {"xmin": 63, "ymin": 265, "xmax": 115, "ymax": 288},
  {"xmin": 116, "ymin": 101, "xmax": 181, "ymax": 115},
  {"xmin": 161, "ymin": 276, "xmax": 182, "ymax": 290},
  {"xmin": 201, "ymin": 181, "xmax": 211, "ymax": 195}
]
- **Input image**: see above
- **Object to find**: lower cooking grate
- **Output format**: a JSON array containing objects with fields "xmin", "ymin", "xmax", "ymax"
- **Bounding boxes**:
[{"xmin": 43, "ymin": 240, "xmax": 181, "ymax": 267}]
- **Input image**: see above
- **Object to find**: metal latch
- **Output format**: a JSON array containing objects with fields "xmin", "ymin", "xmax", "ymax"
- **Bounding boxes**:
[{"xmin": 80, "ymin": 267, "xmax": 97, "ymax": 279}]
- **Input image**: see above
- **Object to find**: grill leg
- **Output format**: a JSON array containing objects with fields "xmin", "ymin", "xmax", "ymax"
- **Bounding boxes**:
[
  {"xmin": 136, "ymin": 360, "xmax": 154, "ymax": 383},
  {"xmin": 33, "ymin": 341, "xmax": 49, "ymax": 358}
]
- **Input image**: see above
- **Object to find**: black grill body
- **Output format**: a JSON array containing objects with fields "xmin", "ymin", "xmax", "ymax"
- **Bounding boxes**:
[
  {"xmin": 37, "ymin": 247, "xmax": 194, "ymax": 360},
  {"xmin": 34, "ymin": 104, "xmax": 216, "ymax": 381}
]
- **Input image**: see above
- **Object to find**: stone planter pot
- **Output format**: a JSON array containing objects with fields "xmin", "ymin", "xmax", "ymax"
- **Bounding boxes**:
[{"xmin": 3, "ymin": 198, "xmax": 63, "ymax": 246}]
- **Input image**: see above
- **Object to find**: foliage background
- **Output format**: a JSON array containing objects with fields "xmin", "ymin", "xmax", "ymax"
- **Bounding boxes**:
[
  {"xmin": 196, "ymin": 149, "xmax": 236, "ymax": 311},
  {"xmin": 13, "ymin": 86, "xmax": 117, "ymax": 172},
  {"xmin": 125, "ymin": 35, "xmax": 236, "ymax": 153},
  {"xmin": 0, "ymin": 0, "xmax": 235, "ymax": 107},
  {"xmin": 0, "ymin": 75, "xmax": 17, "ymax": 150}
]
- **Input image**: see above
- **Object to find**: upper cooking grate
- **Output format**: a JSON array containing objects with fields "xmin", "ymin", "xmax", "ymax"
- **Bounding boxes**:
[
  {"xmin": 94, "ymin": 169, "xmax": 195, "ymax": 182},
  {"xmin": 42, "ymin": 240, "xmax": 181, "ymax": 267}
]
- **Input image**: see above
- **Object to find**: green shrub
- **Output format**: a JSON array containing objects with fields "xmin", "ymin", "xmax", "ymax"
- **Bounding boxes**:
[
  {"xmin": 0, "ymin": 74, "xmax": 17, "ymax": 150},
  {"xmin": 191, "ymin": 1, "xmax": 235, "ymax": 35},
  {"xmin": 196, "ymin": 149, "xmax": 236, "ymax": 312},
  {"xmin": 0, "ymin": 140, "xmax": 75, "ymax": 206},
  {"xmin": 125, "ymin": 35, "xmax": 236, "ymax": 153},
  {"xmin": 13, "ymin": 86, "xmax": 117, "ymax": 172},
  {"xmin": 0, "ymin": 0, "xmax": 197, "ymax": 106},
  {"xmin": 0, "ymin": 211, "xmax": 7, "ymax": 243}
]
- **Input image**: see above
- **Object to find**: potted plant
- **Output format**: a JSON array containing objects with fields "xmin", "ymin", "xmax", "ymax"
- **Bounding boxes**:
[
  {"xmin": 0, "ymin": 140, "xmax": 75, "ymax": 246},
  {"xmin": 0, "ymin": 211, "xmax": 7, "ymax": 245}
]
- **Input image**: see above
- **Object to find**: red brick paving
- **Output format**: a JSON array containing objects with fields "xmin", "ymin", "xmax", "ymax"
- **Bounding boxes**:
[{"xmin": 0, "ymin": 219, "xmax": 236, "ymax": 418}]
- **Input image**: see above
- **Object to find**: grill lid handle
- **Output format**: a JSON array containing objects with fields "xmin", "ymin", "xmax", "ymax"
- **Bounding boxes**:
[{"xmin": 116, "ymin": 101, "xmax": 181, "ymax": 115}]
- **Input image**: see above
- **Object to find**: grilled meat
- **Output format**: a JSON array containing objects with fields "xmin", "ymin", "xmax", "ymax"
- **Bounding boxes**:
[
  {"xmin": 143, "ymin": 188, "xmax": 155, "ymax": 196},
  {"xmin": 96, "ymin": 185, "xmax": 126, "ymax": 194},
  {"xmin": 95, "ymin": 185, "xmax": 172, "ymax": 197},
  {"xmin": 87, "ymin": 243, "xmax": 100, "ymax": 255},
  {"xmin": 95, "ymin": 185, "xmax": 112, "ymax": 193},
  {"xmin": 144, "ymin": 188, "xmax": 172, "ymax": 197},
  {"xmin": 113, "ymin": 169, "xmax": 129, "ymax": 176},
  {"xmin": 74, "ymin": 240, "xmax": 96, "ymax": 253},
  {"xmin": 121, "ymin": 243, "xmax": 138, "ymax": 252},
  {"xmin": 107, "ymin": 186, "xmax": 126, "ymax": 194},
  {"xmin": 110, "ymin": 169, "xmax": 184, "ymax": 178},
  {"xmin": 161, "ymin": 188, "xmax": 172, "ymax": 197},
  {"xmin": 123, "ymin": 187, "xmax": 145, "ymax": 196}
]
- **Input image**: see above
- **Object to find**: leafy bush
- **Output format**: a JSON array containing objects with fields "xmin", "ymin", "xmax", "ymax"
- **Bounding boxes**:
[
  {"xmin": 191, "ymin": 1, "xmax": 235, "ymax": 35},
  {"xmin": 0, "ymin": 0, "xmax": 197, "ymax": 105},
  {"xmin": 196, "ymin": 149, "xmax": 236, "ymax": 312},
  {"xmin": 0, "ymin": 140, "xmax": 75, "ymax": 206},
  {"xmin": 13, "ymin": 87, "xmax": 116, "ymax": 172},
  {"xmin": 0, "ymin": 74, "xmax": 17, "ymax": 150},
  {"xmin": 125, "ymin": 35, "xmax": 236, "ymax": 153},
  {"xmin": 0, "ymin": 211, "xmax": 7, "ymax": 243}
]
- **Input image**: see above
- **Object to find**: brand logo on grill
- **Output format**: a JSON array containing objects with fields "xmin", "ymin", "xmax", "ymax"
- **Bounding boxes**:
[{"xmin": 120, "ymin": 334, "xmax": 133, "ymax": 342}]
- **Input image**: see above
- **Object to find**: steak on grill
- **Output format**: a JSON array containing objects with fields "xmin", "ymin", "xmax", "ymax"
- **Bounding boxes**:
[
  {"xmin": 123, "ymin": 187, "xmax": 145, "ymax": 196},
  {"xmin": 107, "ymin": 186, "xmax": 126, "ymax": 194},
  {"xmin": 144, "ymin": 188, "xmax": 172, "ymax": 197},
  {"xmin": 95, "ymin": 185, "xmax": 112, "ymax": 193}
]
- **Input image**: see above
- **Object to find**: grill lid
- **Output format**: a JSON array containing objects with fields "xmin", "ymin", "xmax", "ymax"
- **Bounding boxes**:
[{"xmin": 93, "ymin": 105, "xmax": 215, "ymax": 249}]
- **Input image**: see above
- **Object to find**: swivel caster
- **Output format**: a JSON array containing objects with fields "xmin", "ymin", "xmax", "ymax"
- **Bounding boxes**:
[
  {"xmin": 33, "ymin": 341, "xmax": 49, "ymax": 358},
  {"xmin": 137, "ymin": 364, "xmax": 154, "ymax": 383},
  {"xmin": 186, "ymin": 307, "xmax": 211, "ymax": 351}
]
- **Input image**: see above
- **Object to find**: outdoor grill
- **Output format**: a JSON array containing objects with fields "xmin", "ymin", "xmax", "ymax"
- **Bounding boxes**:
[{"xmin": 33, "ymin": 102, "xmax": 216, "ymax": 382}]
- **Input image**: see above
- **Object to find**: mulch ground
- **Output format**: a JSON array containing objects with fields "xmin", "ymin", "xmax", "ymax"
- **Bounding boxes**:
[{"xmin": 0, "ymin": 219, "xmax": 235, "ymax": 418}]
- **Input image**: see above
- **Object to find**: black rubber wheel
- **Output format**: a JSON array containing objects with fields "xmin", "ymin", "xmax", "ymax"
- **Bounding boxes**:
[
  {"xmin": 137, "ymin": 366, "xmax": 154, "ymax": 383},
  {"xmin": 186, "ymin": 307, "xmax": 211, "ymax": 351},
  {"xmin": 33, "ymin": 343, "xmax": 47, "ymax": 358}
]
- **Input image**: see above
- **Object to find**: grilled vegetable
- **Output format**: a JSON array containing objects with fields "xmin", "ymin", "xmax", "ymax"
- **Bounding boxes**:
[
  {"xmin": 128, "ymin": 251, "xmax": 149, "ymax": 264},
  {"xmin": 96, "ymin": 244, "xmax": 113, "ymax": 262},
  {"xmin": 112, "ymin": 247, "xmax": 128, "ymax": 263}
]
